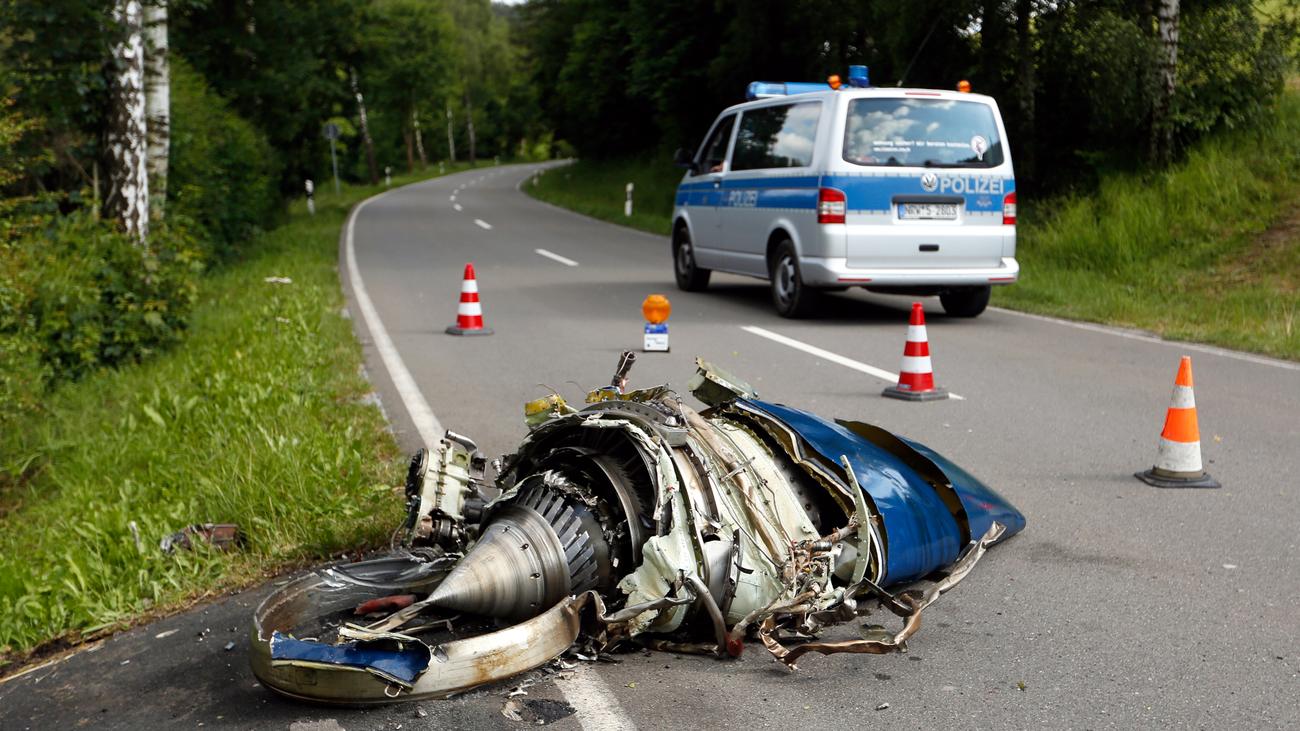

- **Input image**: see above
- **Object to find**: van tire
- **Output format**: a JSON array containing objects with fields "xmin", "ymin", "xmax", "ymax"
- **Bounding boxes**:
[
  {"xmin": 939, "ymin": 286, "xmax": 991, "ymax": 317},
  {"xmin": 673, "ymin": 226, "xmax": 711, "ymax": 291},
  {"xmin": 770, "ymin": 240, "xmax": 818, "ymax": 318}
]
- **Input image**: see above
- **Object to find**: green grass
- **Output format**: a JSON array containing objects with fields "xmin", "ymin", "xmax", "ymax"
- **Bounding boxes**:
[
  {"xmin": 528, "ymin": 157, "xmax": 683, "ymax": 235},
  {"xmin": 997, "ymin": 89, "xmax": 1300, "ymax": 358},
  {"xmin": 526, "ymin": 93, "xmax": 1300, "ymax": 360},
  {"xmin": 0, "ymin": 161, "xmax": 492, "ymax": 668}
]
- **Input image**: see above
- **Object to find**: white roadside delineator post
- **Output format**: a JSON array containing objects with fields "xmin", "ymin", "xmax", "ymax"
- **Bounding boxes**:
[{"xmin": 625, "ymin": 182, "xmax": 634, "ymax": 217}]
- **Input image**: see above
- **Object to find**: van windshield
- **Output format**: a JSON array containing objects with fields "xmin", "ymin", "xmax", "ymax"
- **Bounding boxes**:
[{"xmin": 843, "ymin": 98, "xmax": 1004, "ymax": 168}]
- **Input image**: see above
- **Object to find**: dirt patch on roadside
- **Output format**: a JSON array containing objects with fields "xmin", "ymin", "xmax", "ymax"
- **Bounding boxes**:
[{"xmin": 1216, "ymin": 198, "xmax": 1300, "ymax": 294}]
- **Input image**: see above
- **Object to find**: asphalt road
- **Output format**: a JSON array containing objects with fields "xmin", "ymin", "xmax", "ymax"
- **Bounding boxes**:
[{"xmin": 4, "ymin": 163, "xmax": 1297, "ymax": 730}]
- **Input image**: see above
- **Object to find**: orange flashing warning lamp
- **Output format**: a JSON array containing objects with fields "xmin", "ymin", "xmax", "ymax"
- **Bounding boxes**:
[
  {"xmin": 642, "ymin": 294, "xmax": 671, "ymax": 324},
  {"xmin": 827, "ymin": 74, "xmax": 843, "ymax": 90},
  {"xmin": 956, "ymin": 80, "xmax": 972, "ymax": 93}
]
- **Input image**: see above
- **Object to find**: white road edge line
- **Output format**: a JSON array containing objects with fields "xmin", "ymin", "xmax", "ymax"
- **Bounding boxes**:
[
  {"xmin": 535, "ymin": 248, "xmax": 579, "ymax": 266},
  {"xmin": 991, "ymin": 307, "xmax": 1300, "ymax": 371},
  {"xmin": 345, "ymin": 182, "xmax": 637, "ymax": 731},
  {"xmin": 563, "ymin": 667, "xmax": 638, "ymax": 731},
  {"xmin": 453, "ymin": 203, "xmax": 462, "ymax": 212},
  {"xmin": 474, "ymin": 218, "xmax": 492, "ymax": 230},
  {"xmin": 741, "ymin": 325, "xmax": 965, "ymax": 400},
  {"xmin": 345, "ymin": 190, "xmax": 445, "ymax": 448}
]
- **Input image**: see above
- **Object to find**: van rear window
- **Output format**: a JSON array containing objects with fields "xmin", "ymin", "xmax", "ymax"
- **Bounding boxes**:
[{"xmin": 843, "ymin": 99, "xmax": 1004, "ymax": 168}]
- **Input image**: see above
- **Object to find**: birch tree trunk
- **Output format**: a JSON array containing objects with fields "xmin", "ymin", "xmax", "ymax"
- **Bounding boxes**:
[
  {"xmin": 463, "ymin": 88, "xmax": 476, "ymax": 164},
  {"xmin": 446, "ymin": 101, "xmax": 456, "ymax": 162},
  {"xmin": 351, "ymin": 69, "xmax": 379, "ymax": 185},
  {"xmin": 403, "ymin": 123, "xmax": 415, "ymax": 174},
  {"xmin": 106, "ymin": 0, "xmax": 150, "ymax": 243},
  {"xmin": 1151, "ymin": 0, "xmax": 1180, "ymax": 166},
  {"xmin": 413, "ymin": 109, "xmax": 427, "ymax": 167},
  {"xmin": 145, "ymin": 0, "xmax": 169, "ymax": 216},
  {"xmin": 1015, "ymin": 0, "xmax": 1035, "ymax": 181}
]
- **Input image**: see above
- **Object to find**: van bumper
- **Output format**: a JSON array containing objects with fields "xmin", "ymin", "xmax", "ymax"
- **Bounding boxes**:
[{"xmin": 799, "ymin": 257, "xmax": 1020, "ymax": 288}]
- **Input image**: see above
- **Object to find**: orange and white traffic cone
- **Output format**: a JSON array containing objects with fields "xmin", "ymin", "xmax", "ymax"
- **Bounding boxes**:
[
  {"xmin": 445, "ymin": 263, "xmax": 493, "ymax": 336},
  {"xmin": 882, "ymin": 302, "xmax": 948, "ymax": 401},
  {"xmin": 1136, "ymin": 356, "xmax": 1219, "ymax": 488}
]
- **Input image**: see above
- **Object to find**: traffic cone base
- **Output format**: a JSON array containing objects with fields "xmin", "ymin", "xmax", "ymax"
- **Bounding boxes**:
[
  {"xmin": 445, "ymin": 324, "xmax": 494, "ymax": 336},
  {"xmin": 1135, "ymin": 355, "xmax": 1219, "ymax": 489},
  {"xmin": 882, "ymin": 302, "xmax": 949, "ymax": 401},
  {"xmin": 883, "ymin": 384, "xmax": 949, "ymax": 401},
  {"xmin": 1135, "ymin": 467, "xmax": 1220, "ymax": 489}
]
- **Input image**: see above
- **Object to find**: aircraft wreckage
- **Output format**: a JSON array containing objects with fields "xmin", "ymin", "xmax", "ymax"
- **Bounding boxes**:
[{"xmin": 251, "ymin": 355, "xmax": 1025, "ymax": 703}]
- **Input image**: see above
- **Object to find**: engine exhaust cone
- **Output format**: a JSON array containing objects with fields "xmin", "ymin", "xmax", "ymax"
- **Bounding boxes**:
[{"xmin": 426, "ymin": 505, "xmax": 573, "ymax": 620}]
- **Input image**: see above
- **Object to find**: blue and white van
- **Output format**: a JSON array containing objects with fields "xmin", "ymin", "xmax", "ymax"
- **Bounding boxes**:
[{"xmin": 671, "ymin": 68, "xmax": 1017, "ymax": 318}]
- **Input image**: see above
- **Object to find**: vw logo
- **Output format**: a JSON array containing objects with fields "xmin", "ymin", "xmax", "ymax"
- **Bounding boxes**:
[{"xmin": 920, "ymin": 172, "xmax": 938, "ymax": 192}]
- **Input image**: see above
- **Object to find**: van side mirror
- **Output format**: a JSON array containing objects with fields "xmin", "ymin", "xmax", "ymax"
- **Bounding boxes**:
[{"xmin": 673, "ymin": 147, "xmax": 698, "ymax": 174}]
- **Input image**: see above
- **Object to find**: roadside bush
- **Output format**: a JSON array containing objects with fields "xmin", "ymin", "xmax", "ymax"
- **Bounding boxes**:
[
  {"xmin": 168, "ymin": 59, "xmax": 279, "ymax": 259},
  {"xmin": 0, "ymin": 211, "xmax": 204, "ymax": 425}
]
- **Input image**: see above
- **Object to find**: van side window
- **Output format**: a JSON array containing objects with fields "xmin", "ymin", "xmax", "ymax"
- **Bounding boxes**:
[
  {"xmin": 696, "ymin": 114, "xmax": 736, "ymax": 175},
  {"xmin": 731, "ymin": 102, "xmax": 821, "ymax": 171}
]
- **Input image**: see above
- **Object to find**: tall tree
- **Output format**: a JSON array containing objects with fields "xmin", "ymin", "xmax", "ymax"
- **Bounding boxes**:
[
  {"xmin": 360, "ymin": 0, "xmax": 452, "ymax": 173},
  {"xmin": 1151, "ymin": 0, "xmax": 1180, "ymax": 166},
  {"xmin": 350, "ymin": 68, "xmax": 379, "ymax": 185},
  {"xmin": 1014, "ymin": 0, "xmax": 1035, "ymax": 181},
  {"xmin": 105, "ymin": 0, "xmax": 149, "ymax": 242},
  {"xmin": 413, "ymin": 110, "xmax": 427, "ymax": 167},
  {"xmin": 172, "ymin": 0, "xmax": 361, "ymax": 192},
  {"xmin": 144, "ymin": 0, "xmax": 170, "ymax": 215}
]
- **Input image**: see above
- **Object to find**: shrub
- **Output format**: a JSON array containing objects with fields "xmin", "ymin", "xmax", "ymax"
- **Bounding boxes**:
[
  {"xmin": 168, "ymin": 59, "xmax": 279, "ymax": 259},
  {"xmin": 0, "ymin": 210, "xmax": 204, "ymax": 438}
]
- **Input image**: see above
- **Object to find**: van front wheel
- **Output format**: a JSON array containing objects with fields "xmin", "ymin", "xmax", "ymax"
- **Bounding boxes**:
[
  {"xmin": 673, "ymin": 227, "xmax": 711, "ymax": 291},
  {"xmin": 770, "ymin": 240, "xmax": 818, "ymax": 318},
  {"xmin": 939, "ymin": 286, "xmax": 991, "ymax": 318}
]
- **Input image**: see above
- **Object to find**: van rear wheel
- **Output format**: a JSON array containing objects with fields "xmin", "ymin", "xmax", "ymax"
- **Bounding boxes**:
[
  {"xmin": 770, "ymin": 240, "xmax": 818, "ymax": 318},
  {"xmin": 939, "ymin": 286, "xmax": 991, "ymax": 318},
  {"xmin": 673, "ymin": 227, "xmax": 711, "ymax": 291}
]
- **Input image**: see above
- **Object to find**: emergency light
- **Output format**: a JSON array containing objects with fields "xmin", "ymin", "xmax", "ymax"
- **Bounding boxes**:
[{"xmin": 745, "ymin": 66, "xmax": 871, "ymax": 100}]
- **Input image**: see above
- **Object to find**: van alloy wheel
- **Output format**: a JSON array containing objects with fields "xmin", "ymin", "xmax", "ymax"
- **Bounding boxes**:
[
  {"xmin": 673, "ymin": 227, "xmax": 711, "ymax": 291},
  {"xmin": 770, "ymin": 240, "xmax": 816, "ymax": 318}
]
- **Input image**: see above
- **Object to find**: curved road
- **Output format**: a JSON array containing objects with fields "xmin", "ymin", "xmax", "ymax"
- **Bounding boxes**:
[
  {"xmin": 344, "ymin": 163, "xmax": 1299, "ymax": 729},
  {"xmin": 3, "ymin": 163, "xmax": 1296, "ymax": 729}
]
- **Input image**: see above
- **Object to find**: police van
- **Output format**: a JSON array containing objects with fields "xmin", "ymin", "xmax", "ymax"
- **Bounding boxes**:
[{"xmin": 671, "ymin": 66, "xmax": 1017, "ymax": 318}]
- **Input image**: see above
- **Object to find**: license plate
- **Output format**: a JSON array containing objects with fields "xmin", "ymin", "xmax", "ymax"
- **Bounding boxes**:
[{"xmin": 899, "ymin": 203, "xmax": 959, "ymax": 220}]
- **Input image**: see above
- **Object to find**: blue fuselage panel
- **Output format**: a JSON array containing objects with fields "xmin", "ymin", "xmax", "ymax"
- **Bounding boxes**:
[{"xmin": 741, "ymin": 400, "xmax": 1023, "ymax": 585}]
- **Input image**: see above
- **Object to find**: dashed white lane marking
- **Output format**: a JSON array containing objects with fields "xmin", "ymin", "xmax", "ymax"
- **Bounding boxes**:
[
  {"xmin": 347, "ymin": 178, "xmax": 637, "ymax": 731},
  {"xmin": 535, "ymin": 248, "xmax": 578, "ymax": 266},
  {"xmin": 991, "ymin": 307, "xmax": 1300, "ymax": 371},
  {"xmin": 741, "ymin": 325, "xmax": 965, "ymax": 400},
  {"xmin": 453, "ymin": 203, "xmax": 462, "ymax": 212},
  {"xmin": 449, "ymin": 195, "xmax": 456, "ymax": 201},
  {"xmin": 474, "ymin": 219, "xmax": 492, "ymax": 230},
  {"xmin": 344, "ymin": 189, "xmax": 444, "ymax": 448}
]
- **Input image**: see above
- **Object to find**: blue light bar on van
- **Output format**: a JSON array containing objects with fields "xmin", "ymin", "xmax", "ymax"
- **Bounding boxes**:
[
  {"xmin": 745, "ymin": 81, "xmax": 833, "ymax": 100},
  {"xmin": 746, "ymin": 66, "xmax": 870, "ymax": 100}
]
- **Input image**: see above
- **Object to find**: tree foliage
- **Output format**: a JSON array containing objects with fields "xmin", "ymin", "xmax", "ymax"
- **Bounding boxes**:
[{"xmin": 519, "ymin": 0, "xmax": 1297, "ymax": 190}]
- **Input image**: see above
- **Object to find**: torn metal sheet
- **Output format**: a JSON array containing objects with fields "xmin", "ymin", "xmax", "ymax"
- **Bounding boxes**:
[{"xmin": 251, "ymin": 355, "xmax": 1025, "ymax": 703}]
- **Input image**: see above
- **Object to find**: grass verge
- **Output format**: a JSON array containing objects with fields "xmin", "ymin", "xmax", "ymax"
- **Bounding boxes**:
[
  {"xmin": 0, "ymin": 161, "xmax": 491, "ymax": 670},
  {"xmin": 526, "ymin": 93, "xmax": 1300, "ymax": 360}
]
